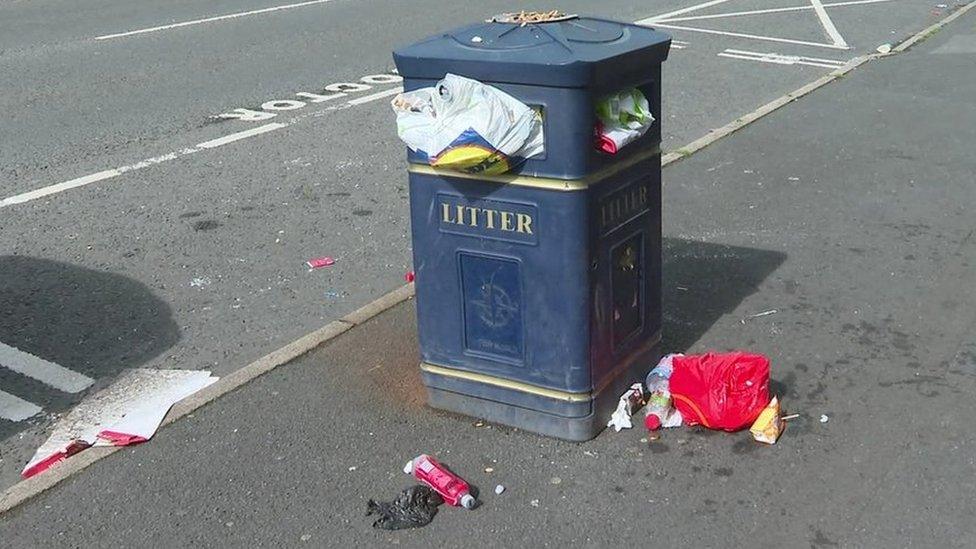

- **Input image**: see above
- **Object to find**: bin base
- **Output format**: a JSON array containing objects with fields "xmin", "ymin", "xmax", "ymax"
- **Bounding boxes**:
[
  {"xmin": 425, "ymin": 386, "xmax": 601, "ymax": 442},
  {"xmin": 422, "ymin": 342, "xmax": 660, "ymax": 441}
]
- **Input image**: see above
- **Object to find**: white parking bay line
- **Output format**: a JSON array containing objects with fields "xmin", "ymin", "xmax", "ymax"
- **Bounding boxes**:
[
  {"xmin": 718, "ymin": 48, "xmax": 849, "ymax": 68},
  {"xmin": 652, "ymin": 22, "xmax": 850, "ymax": 50},
  {"xmin": 637, "ymin": 0, "xmax": 734, "ymax": 24},
  {"xmin": 654, "ymin": 0, "xmax": 898, "ymax": 23},
  {"xmin": 0, "ymin": 342, "xmax": 94, "ymax": 393},
  {"xmin": 810, "ymin": 0, "xmax": 849, "ymax": 48},
  {"xmin": 95, "ymin": 0, "xmax": 342, "ymax": 40},
  {"xmin": 196, "ymin": 122, "xmax": 287, "ymax": 148},
  {"xmin": 724, "ymin": 49, "xmax": 848, "ymax": 66},
  {"xmin": 0, "ymin": 390, "xmax": 42, "ymax": 422}
]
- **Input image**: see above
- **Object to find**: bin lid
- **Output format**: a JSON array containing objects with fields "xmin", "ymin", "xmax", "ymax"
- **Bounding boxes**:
[{"xmin": 393, "ymin": 14, "xmax": 672, "ymax": 89}]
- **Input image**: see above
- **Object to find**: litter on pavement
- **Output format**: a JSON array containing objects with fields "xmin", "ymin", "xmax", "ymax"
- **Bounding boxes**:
[
  {"xmin": 391, "ymin": 73, "xmax": 544, "ymax": 175},
  {"xmin": 644, "ymin": 353, "xmax": 683, "ymax": 431},
  {"xmin": 750, "ymin": 396, "xmax": 784, "ymax": 444},
  {"xmin": 22, "ymin": 369, "xmax": 218, "ymax": 478},
  {"xmin": 820, "ymin": 414, "xmax": 830, "ymax": 423},
  {"xmin": 670, "ymin": 352, "xmax": 771, "ymax": 432},
  {"xmin": 594, "ymin": 87, "xmax": 654, "ymax": 154},
  {"xmin": 366, "ymin": 485, "xmax": 443, "ymax": 530},
  {"xmin": 607, "ymin": 382, "xmax": 644, "ymax": 432},
  {"xmin": 305, "ymin": 256, "xmax": 336, "ymax": 270},
  {"xmin": 405, "ymin": 454, "xmax": 477, "ymax": 509},
  {"xmin": 494, "ymin": 484, "xmax": 505, "ymax": 495},
  {"xmin": 608, "ymin": 351, "xmax": 799, "ymax": 445}
]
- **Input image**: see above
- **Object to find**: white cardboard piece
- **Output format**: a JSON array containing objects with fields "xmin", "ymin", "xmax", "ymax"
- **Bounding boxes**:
[{"xmin": 22, "ymin": 369, "xmax": 217, "ymax": 478}]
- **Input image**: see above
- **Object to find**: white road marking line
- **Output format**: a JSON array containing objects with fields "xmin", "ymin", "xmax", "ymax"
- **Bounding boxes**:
[
  {"xmin": 346, "ymin": 86, "xmax": 403, "ymax": 106},
  {"xmin": 651, "ymin": 22, "xmax": 850, "ymax": 50},
  {"xmin": 724, "ymin": 48, "xmax": 849, "ymax": 66},
  {"xmin": 0, "ymin": 169, "xmax": 121, "ymax": 207},
  {"xmin": 196, "ymin": 122, "xmax": 287, "ymax": 149},
  {"xmin": 0, "ymin": 390, "xmax": 42, "ymax": 422},
  {"xmin": 657, "ymin": 0, "xmax": 898, "ymax": 23},
  {"xmin": 94, "ymin": 0, "xmax": 341, "ymax": 40},
  {"xmin": 810, "ymin": 0, "xmax": 849, "ymax": 48},
  {"xmin": 671, "ymin": 40, "xmax": 690, "ymax": 49},
  {"xmin": 718, "ymin": 51, "xmax": 847, "ymax": 69},
  {"xmin": 0, "ymin": 343, "xmax": 94, "ymax": 393},
  {"xmin": 1, "ymin": 84, "xmax": 402, "ymax": 207},
  {"xmin": 637, "ymin": 0, "xmax": 734, "ymax": 24}
]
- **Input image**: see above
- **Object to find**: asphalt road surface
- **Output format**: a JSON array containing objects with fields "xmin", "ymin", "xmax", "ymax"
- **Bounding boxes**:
[
  {"xmin": 1, "ymin": 15, "xmax": 974, "ymax": 544},
  {"xmin": 0, "ymin": 0, "xmax": 945, "ymax": 486}
]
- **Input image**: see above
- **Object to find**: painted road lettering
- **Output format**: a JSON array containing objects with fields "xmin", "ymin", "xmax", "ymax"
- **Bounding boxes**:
[{"xmin": 218, "ymin": 73, "xmax": 402, "ymax": 122}]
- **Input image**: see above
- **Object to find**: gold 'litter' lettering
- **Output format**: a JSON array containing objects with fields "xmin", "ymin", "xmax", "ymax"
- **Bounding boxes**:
[{"xmin": 440, "ymin": 202, "xmax": 535, "ymax": 235}]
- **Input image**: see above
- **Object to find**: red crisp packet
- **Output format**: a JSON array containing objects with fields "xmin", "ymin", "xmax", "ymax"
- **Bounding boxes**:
[{"xmin": 306, "ymin": 257, "xmax": 336, "ymax": 269}]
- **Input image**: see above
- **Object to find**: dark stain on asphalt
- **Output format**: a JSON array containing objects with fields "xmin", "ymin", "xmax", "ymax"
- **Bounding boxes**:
[
  {"xmin": 810, "ymin": 528, "xmax": 839, "ymax": 547},
  {"xmin": 612, "ymin": 486, "xmax": 625, "ymax": 494},
  {"xmin": 770, "ymin": 371, "xmax": 796, "ymax": 397},
  {"xmin": 240, "ymin": 205, "xmax": 255, "ymax": 211},
  {"xmin": 692, "ymin": 466, "xmax": 702, "ymax": 472},
  {"xmin": 352, "ymin": 209, "xmax": 373, "ymax": 216},
  {"xmin": 795, "ymin": 362, "xmax": 809, "ymax": 372},
  {"xmin": 694, "ymin": 426, "xmax": 719, "ymax": 437},
  {"xmin": 807, "ymin": 381, "xmax": 827, "ymax": 401},
  {"xmin": 714, "ymin": 467, "xmax": 733, "ymax": 477},
  {"xmin": 891, "ymin": 330, "xmax": 914, "ymax": 351},
  {"xmin": 783, "ymin": 279, "xmax": 799, "ymax": 294},
  {"xmin": 732, "ymin": 438, "xmax": 757, "ymax": 454},
  {"xmin": 650, "ymin": 443, "xmax": 670, "ymax": 454},
  {"xmin": 192, "ymin": 220, "xmax": 221, "ymax": 232},
  {"xmin": 326, "ymin": 192, "xmax": 351, "ymax": 197},
  {"xmin": 179, "ymin": 211, "xmax": 203, "ymax": 219}
]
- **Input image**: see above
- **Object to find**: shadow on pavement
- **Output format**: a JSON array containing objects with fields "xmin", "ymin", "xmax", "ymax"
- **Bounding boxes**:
[
  {"xmin": 0, "ymin": 256, "xmax": 179, "ymax": 440},
  {"xmin": 661, "ymin": 238, "xmax": 786, "ymax": 352}
]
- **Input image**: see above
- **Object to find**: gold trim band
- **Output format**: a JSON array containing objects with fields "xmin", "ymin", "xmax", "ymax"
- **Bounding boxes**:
[
  {"xmin": 421, "ymin": 362, "xmax": 592, "ymax": 402},
  {"xmin": 407, "ymin": 145, "xmax": 661, "ymax": 191},
  {"xmin": 420, "ymin": 330, "xmax": 662, "ymax": 402}
]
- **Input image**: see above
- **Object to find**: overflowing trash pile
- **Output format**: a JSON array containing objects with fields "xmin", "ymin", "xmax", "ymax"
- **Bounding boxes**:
[
  {"xmin": 594, "ymin": 88, "xmax": 655, "ymax": 154},
  {"xmin": 392, "ymin": 74, "xmax": 544, "ymax": 175},
  {"xmin": 610, "ymin": 351, "xmax": 791, "ymax": 444}
]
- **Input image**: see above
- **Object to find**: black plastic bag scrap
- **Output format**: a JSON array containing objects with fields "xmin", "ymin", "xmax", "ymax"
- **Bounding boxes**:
[{"xmin": 366, "ymin": 485, "xmax": 444, "ymax": 530}]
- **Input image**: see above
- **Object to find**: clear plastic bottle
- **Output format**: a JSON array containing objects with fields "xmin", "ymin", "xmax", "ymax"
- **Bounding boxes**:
[{"xmin": 644, "ymin": 354, "xmax": 680, "ymax": 431}]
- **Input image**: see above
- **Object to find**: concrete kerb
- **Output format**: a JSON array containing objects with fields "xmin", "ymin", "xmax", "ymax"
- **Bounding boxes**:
[
  {"xmin": 0, "ymin": 284, "xmax": 416, "ymax": 515},
  {"xmin": 2, "ymin": 2, "xmax": 973, "ymax": 516}
]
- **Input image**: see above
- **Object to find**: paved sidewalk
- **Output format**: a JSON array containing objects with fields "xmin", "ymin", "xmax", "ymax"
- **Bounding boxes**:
[{"xmin": 2, "ymin": 12, "xmax": 976, "ymax": 548}]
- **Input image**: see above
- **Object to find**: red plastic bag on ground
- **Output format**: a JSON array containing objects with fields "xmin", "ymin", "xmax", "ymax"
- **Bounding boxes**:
[{"xmin": 669, "ymin": 352, "xmax": 770, "ymax": 432}]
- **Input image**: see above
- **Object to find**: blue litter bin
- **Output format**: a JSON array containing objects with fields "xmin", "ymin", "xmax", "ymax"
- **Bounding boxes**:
[{"xmin": 394, "ymin": 15, "xmax": 671, "ymax": 441}]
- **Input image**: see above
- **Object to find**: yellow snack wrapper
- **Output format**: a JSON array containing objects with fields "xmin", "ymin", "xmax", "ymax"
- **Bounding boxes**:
[{"xmin": 750, "ymin": 396, "xmax": 783, "ymax": 444}]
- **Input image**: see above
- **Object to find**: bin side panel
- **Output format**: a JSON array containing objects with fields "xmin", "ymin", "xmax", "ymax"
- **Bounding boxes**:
[
  {"xmin": 588, "ymin": 153, "xmax": 663, "ymax": 389},
  {"xmin": 409, "ymin": 171, "xmax": 591, "ymax": 395}
]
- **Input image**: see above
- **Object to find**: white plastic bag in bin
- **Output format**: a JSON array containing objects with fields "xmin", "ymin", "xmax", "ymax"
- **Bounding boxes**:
[{"xmin": 391, "ymin": 73, "xmax": 544, "ymax": 175}]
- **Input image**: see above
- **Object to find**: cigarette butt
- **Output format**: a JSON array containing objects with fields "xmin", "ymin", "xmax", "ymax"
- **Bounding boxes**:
[{"xmin": 781, "ymin": 413, "xmax": 800, "ymax": 421}]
